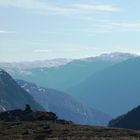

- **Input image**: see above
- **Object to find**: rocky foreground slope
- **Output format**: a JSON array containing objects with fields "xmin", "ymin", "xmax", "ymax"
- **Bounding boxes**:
[
  {"xmin": 0, "ymin": 105, "xmax": 140, "ymax": 140},
  {"xmin": 1, "ymin": 121, "xmax": 140, "ymax": 140}
]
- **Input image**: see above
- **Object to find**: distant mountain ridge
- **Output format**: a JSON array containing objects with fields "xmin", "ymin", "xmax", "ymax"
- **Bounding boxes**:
[
  {"xmin": 0, "ymin": 69, "xmax": 44, "ymax": 111},
  {"xmin": 2, "ymin": 52, "xmax": 136, "ymax": 92},
  {"xmin": 0, "ymin": 52, "xmax": 136, "ymax": 69},
  {"xmin": 17, "ymin": 80, "xmax": 111, "ymax": 126},
  {"xmin": 83, "ymin": 52, "xmax": 136, "ymax": 62},
  {"xmin": 0, "ymin": 58, "xmax": 72, "ymax": 69}
]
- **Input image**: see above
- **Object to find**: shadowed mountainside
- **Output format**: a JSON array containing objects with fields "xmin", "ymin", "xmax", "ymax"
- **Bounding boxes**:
[
  {"xmin": 109, "ymin": 105, "xmax": 140, "ymax": 130},
  {"xmin": 0, "ymin": 69, "xmax": 44, "ymax": 111}
]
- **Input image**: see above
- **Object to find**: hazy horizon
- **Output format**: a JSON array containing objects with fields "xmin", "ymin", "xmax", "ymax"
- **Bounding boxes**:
[
  {"xmin": 1, "ymin": 0, "xmax": 140, "ymax": 61},
  {"xmin": 0, "ymin": 51, "xmax": 137, "ymax": 63}
]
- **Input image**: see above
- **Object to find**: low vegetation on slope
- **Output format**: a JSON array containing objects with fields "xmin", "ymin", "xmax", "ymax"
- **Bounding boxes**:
[{"xmin": 0, "ymin": 105, "xmax": 140, "ymax": 140}]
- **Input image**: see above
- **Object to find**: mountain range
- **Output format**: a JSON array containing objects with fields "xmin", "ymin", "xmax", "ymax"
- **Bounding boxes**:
[
  {"xmin": 0, "ymin": 68, "xmax": 110, "ymax": 126},
  {"xmin": 0, "ymin": 52, "xmax": 139, "ymax": 118},
  {"xmin": 69, "ymin": 56, "xmax": 140, "ymax": 116},
  {"xmin": 0, "ymin": 58, "xmax": 72, "ymax": 69},
  {"xmin": 2, "ymin": 52, "xmax": 136, "ymax": 92},
  {"xmin": 0, "ymin": 66, "xmax": 140, "ymax": 138},
  {"xmin": 17, "ymin": 80, "xmax": 110, "ymax": 126}
]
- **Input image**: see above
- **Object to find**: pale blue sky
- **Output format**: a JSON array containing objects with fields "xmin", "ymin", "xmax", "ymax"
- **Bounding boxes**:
[{"xmin": 0, "ymin": 0, "xmax": 140, "ymax": 62}]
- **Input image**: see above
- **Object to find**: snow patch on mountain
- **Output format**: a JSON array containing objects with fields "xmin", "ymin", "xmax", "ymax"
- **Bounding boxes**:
[
  {"xmin": 82, "ymin": 52, "xmax": 137, "ymax": 62},
  {"xmin": 0, "ymin": 58, "xmax": 72, "ymax": 69}
]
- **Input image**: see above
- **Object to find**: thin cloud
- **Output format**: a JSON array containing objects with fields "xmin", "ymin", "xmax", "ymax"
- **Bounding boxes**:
[
  {"xmin": 81, "ymin": 28, "xmax": 112, "ymax": 34},
  {"xmin": 0, "ymin": 30, "xmax": 16, "ymax": 34},
  {"xmin": 44, "ymin": 20, "xmax": 140, "ymax": 36},
  {"xmin": 113, "ymin": 22, "xmax": 140, "ymax": 28},
  {"xmin": 112, "ymin": 22, "xmax": 140, "ymax": 31},
  {"xmin": 86, "ymin": 21, "xmax": 140, "ymax": 33},
  {"xmin": 34, "ymin": 49, "xmax": 49, "ymax": 53},
  {"xmin": 73, "ymin": 4, "xmax": 120, "ymax": 12},
  {"xmin": 0, "ymin": 0, "xmax": 121, "ymax": 16}
]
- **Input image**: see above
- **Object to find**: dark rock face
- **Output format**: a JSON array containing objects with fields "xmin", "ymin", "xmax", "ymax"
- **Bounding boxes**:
[
  {"xmin": 0, "ymin": 105, "xmax": 58, "ymax": 122},
  {"xmin": 25, "ymin": 104, "xmax": 32, "ymax": 112},
  {"xmin": 109, "ymin": 105, "xmax": 140, "ymax": 130},
  {"xmin": 0, "ymin": 105, "xmax": 73, "ymax": 125}
]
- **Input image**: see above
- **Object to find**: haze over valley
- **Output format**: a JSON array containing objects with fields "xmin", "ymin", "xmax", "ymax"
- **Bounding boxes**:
[{"xmin": 1, "ymin": 0, "xmax": 140, "ymax": 139}]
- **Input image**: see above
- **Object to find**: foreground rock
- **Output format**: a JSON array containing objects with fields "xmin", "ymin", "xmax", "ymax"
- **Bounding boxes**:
[
  {"xmin": 0, "ymin": 105, "xmax": 71, "ymax": 124},
  {"xmin": 0, "ymin": 105, "xmax": 140, "ymax": 140}
]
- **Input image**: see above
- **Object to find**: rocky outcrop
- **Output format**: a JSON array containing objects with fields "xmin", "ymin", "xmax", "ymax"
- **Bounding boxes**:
[{"xmin": 0, "ymin": 105, "xmax": 72, "ymax": 125}]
